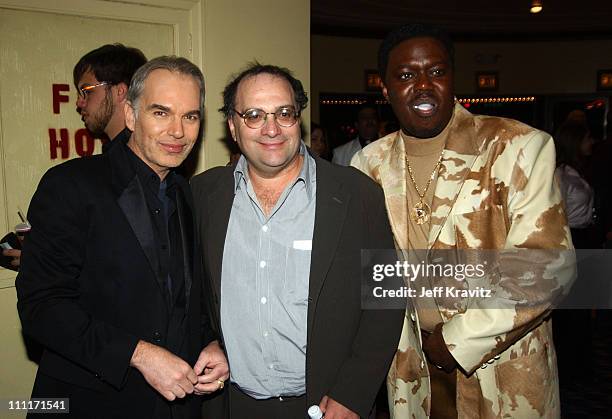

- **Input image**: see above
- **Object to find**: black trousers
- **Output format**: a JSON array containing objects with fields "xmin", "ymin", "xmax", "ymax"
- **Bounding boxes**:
[{"xmin": 228, "ymin": 384, "xmax": 307, "ymax": 419}]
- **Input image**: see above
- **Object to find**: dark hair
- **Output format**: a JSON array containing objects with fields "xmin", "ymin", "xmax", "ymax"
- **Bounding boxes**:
[
  {"xmin": 356, "ymin": 103, "xmax": 379, "ymax": 120},
  {"xmin": 127, "ymin": 56, "xmax": 205, "ymax": 116},
  {"xmin": 310, "ymin": 122, "xmax": 327, "ymax": 145},
  {"xmin": 555, "ymin": 120, "xmax": 590, "ymax": 175},
  {"xmin": 73, "ymin": 43, "xmax": 147, "ymax": 88},
  {"xmin": 378, "ymin": 23, "xmax": 454, "ymax": 80},
  {"xmin": 310, "ymin": 122, "xmax": 330, "ymax": 160},
  {"xmin": 219, "ymin": 62, "xmax": 308, "ymax": 118}
]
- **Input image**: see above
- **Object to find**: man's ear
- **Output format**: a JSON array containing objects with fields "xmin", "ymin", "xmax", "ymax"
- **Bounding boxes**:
[
  {"xmin": 381, "ymin": 83, "xmax": 389, "ymax": 101},
  {"xmin": 125, "ymin": 102, "xmax": 136, "ymax": 131},
  {"xmin": 114, "ymin": 82, "xmax": 129, "ymax": 103},
  {"xmin": 228, "ymin": 117, "xmax": 237, "ymax": 142}
]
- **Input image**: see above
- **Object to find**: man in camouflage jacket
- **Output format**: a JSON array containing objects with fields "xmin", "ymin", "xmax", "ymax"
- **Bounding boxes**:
[{"xmin": 352, "ymin": 24, "xmax": 574, "ymax": 418}]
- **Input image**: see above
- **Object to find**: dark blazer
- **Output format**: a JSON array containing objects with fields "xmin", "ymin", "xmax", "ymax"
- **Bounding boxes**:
[
  {"xmin": 16, "ymin": 141, "xmax": 215, "ymax": 419},
  {"xmin": 192, "ymin": 155, "xmax": 404, "ymax": 418}
]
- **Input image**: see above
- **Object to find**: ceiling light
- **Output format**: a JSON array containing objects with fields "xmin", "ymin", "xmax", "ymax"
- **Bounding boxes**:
[{"xmin": 530, "ymin": 0, "xmax": 543, "ymax": 13}]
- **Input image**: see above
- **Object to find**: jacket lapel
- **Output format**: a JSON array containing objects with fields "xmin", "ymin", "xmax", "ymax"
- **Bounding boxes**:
[
  {"xmin": 109, "ymin": 143, "xmax": 167, "ymax": 303},
  {"xmin": 307, "ymin": 158, "xmax": 350, "ymax": 347},
  {"xmin": 117, "ymin": 177, "xmax": 159, "ymax": 277},
  {"xmin": 378, "ymin": 133, "xmax": 410, "ymax": 250},
  {"xmin": 175, "ymin": 186, "xmax": 193, "ymax": 311},
  {"xmin": 428, "ymin": 103, "xmax": 483, "ymax": 247},
  {"xmin": 205, "ymin": 171, "xmax": 235, "ymax": 314}
]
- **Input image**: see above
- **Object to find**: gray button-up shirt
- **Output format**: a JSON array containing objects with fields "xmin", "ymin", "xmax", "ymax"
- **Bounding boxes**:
[{"xmin": 221, "ymin": 143, "xmax": 316, "ymax": 398}]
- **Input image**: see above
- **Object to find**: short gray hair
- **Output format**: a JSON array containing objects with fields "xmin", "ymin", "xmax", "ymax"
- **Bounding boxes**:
[{"xmin": 127, "ymin": 55, "xmax": 205, "ymax": 115}]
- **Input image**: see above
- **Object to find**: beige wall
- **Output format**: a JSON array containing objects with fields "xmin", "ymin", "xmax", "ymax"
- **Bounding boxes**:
[
  {"xmin": 0, "ymin": 0, "xmax": 309, "ymax": 411},
  {"xmin": 311, "ymin": 34, "xmax": 612, "ymax": 121},
  {"xmin": 200, "ymin": 0, "xmax": 310, "ymax": 169}
]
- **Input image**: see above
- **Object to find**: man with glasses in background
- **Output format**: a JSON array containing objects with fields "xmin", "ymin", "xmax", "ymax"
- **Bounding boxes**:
[
  {"xmin": 192, "ymin": 63, "xmax": 403, "ymax": 419},
  {"xmin": 1, "ymin": 44, "xmax": 147, "ymax": 270},
  {"xmin": 74, "ymin": 43, "xmax": 147, "ymax": 151}
]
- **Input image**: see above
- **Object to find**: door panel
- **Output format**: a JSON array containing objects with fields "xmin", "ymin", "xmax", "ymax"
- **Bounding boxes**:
[{"xmin": 0, "ymin": 7, "xmax": 173, "ymax": 283}]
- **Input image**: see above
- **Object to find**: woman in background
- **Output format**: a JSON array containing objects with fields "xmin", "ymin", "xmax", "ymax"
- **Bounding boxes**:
[
  {"xmin": 553, "ymin": 119, "xmax": 596, "ymax": 385},
  {"xmin": 310, "ymin": 122, "xmax": 331, "ymax": 160},
  {"xmin": 555, "ymin": 120, "xmax": 595, "ymax": 248}
]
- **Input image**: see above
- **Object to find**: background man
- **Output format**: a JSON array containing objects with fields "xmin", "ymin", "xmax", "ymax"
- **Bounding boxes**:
[
  {"xmin": 192, "ymin": 63, "xmax": 403, "ymax": 419},
  {"xmin": 332, "ymin": 103, "xmax": 380, "ymax": 166},
  {"xmin": 2, "ymin": 44, "xmax": 146, "ymax": 269},
  {"xmin": 352, "ymin": 24, "xmax": 573, "ymax": 418},
  {"xmin": 74, "ymin": 43, "xmax": 147, "ymax": 150},
  {"xmin": 16, "ymin": 56, "xmax": 228, "ymax": 419}
]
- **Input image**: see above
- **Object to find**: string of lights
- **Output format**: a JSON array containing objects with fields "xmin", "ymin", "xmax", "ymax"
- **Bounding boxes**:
[{"xmin": 320, "ymin": 97, "xmax": 537, "ymax": 105}]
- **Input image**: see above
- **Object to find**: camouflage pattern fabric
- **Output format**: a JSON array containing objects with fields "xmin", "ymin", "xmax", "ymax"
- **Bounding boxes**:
[{"xmin": 352, "ymin": 103, "xmax": 575, "ymax": 418}]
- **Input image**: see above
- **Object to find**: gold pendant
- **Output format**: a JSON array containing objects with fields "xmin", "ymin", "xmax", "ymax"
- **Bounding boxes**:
[{"xmin": 411, "ymin": 200, "xmax": 431, "ymax": 225}]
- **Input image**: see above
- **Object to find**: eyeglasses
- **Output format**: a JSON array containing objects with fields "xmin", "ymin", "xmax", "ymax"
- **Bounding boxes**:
[
  {"xmin": 78, "ymin": 81, "xmax": 111, "ymax": 99},
  {"xmin": 233, "ymin": 107, "xmax": 300, "ymax": 129}
]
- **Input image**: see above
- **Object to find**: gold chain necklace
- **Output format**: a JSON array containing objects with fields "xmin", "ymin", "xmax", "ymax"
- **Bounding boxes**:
[{"xmin": 405, "ymin": 151, "xmax": 444, "ymax": 225}]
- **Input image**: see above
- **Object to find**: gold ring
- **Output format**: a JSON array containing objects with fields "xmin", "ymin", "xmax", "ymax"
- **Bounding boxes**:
[{"xmin": 217, "ymin": 379, "xmax": 225, "ymax": 390}]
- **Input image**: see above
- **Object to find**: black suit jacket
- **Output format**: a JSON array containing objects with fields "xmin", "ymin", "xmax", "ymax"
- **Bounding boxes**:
[
  {"xmin": 16, "ymin": 141, "xmax": 215, "ymax": 419},
  {"xmin": 192, "ymin": 155, "xmax": 403, "ymax": 418}
]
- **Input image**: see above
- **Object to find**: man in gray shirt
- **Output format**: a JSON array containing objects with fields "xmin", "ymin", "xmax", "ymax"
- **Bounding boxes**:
[
  {"xmin": 192, "ymin": 63, "xmax": 403, "ymax": 419},
  {"xmin": 332, "ymin": 104, "xmax": 380, "ymax": 166}
]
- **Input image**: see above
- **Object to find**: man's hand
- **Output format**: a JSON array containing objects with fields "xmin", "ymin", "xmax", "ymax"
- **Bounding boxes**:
[
  {"xmin": 193, "ymin": 340, "xmax": 229, "ymax": 395},
  {"xmin": 130, "ymin": 340, "xmax": 197, "ymax": 401},
  {"xmin": 2, "ymin": 248, "xmax": 21, "ymax": 269},
  {"xmin": 319, "ymin": 395, "xmax": 359, "ymax": 419}
]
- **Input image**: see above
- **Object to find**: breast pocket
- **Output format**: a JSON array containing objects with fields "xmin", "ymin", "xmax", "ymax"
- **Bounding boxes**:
[{"xmin": 283, "ymin": 242, "xmax": 311, "ymax": 306}]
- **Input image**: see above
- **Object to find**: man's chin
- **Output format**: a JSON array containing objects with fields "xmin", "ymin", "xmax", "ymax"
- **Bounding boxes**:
[
  {"xmin": 402, "ymin": 126, "xmax": 445, "ymax": 139},
  {"xmin": 85, "ymin": 124, "xmax": 106, "ymax": 139}
]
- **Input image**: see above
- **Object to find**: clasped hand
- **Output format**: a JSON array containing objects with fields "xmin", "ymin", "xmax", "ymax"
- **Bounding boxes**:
[{"xmin": 131, "ymin": 340, "xmax": 229, "ymax": 400}]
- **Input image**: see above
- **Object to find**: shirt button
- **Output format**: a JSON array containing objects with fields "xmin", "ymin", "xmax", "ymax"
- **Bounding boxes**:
[
  {"xmin": 259, "ymin": 261, "xmax": 266, "ymax": 268},
  {"xmin": 154, "ymin": 208, "xmax": 161, "ymax": 215},
  {"xmin": 262, "ymin": 225, "xmax": 269, "ymax": 232},
  {"xmin": 410, "ymin": 312, "xmax": 416, "ymax": 322},
  {"xmin": 269, "ymin": 364, "xmax": 274, "ymax": 370},
  {"xmin": 261, "ymin": 297, "xmax": 267, "ymax": 304},
  {"xmin": 263, "ymin": 331, "xmax": 269, "ymax": 337}
]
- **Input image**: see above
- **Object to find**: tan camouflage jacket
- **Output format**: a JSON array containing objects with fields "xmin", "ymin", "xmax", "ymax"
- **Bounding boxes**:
[{"xmin": 352, "ymin": 103, "xmax": 574, "ymax": 418}]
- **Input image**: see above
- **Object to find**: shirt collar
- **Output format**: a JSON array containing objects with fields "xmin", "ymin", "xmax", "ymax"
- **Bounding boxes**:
[
  {"xmin": 124, "ymin": 142, "xmax": 176, "ymax": 190},
  {"xmin": 233, "ymin": 141, "xmax": 315, "ymax": 199},
  {"xmin": 358, "ymin": 136, "xmax": 374, "ymax": 149},
  {"xmin": 102, "ymin": 127, "xmax": 131, "ymax": 154}
]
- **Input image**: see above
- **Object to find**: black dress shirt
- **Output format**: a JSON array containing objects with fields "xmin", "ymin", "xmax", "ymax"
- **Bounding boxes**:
[{"xmin": 125, "ymin": 144, "xmax": 185, "ymax": 311}]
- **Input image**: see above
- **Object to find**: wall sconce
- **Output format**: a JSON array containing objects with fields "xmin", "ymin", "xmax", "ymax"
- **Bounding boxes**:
[
  {"xmin": 476, "ymin": 72, "xmax": 499, "ymax": 92},
  {"xmin": 364, "ymin": 70, "xmax": 382, "ymax": 92},
  {"xmin": 530, "ymin": 0, "xmax": 543, "ymax": 13},
  {"xmin": 597, "ymin": 69, "xmax": 612, "ymax": 91}
]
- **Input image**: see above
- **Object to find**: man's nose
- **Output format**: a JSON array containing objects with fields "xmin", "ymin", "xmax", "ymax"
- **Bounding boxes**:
[
  {"xmin": 261, "ymin": 115, "xmax": 281, "ymax": 137},
  {"xmin": 76, "ymin": 94, "xmax": 86, "ymax": 109},
  {"xmin": 168, "ymin": 116, "xmax": 185, "ymax": 138},
  {"xmin": 415, "ymin": 73, "xmax": 433, "ymax": 90}
]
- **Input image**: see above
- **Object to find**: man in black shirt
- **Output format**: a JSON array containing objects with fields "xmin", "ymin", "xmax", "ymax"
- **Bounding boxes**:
[{"xmin": 17, "ymin": 56, "xmax": 228, "ymax": 419}]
